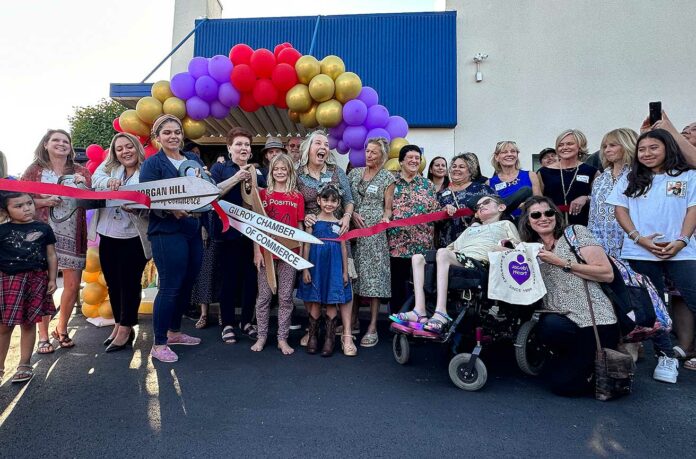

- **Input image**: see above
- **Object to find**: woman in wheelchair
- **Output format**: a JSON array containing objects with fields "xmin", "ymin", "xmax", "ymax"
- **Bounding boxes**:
[{"xmin": 390, "ymin": 195, "xmax": 520, "ymax": 335}]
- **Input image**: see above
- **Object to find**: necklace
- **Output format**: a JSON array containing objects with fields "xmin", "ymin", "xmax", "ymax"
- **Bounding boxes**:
[{"xmin": 559, "ymin": 163, "xmax": 580, "ymax": 206}]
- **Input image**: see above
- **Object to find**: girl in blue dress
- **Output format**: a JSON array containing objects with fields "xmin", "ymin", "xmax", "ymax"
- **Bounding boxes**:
[{"xmin": 298, "ymin": 184, "xmax": 352, "ymax": 357}]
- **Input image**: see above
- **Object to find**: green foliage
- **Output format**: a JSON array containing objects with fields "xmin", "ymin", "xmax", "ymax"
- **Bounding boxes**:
[{"xmin": 68, "ymin": 99, "xmax": 125, "ymax": 148}]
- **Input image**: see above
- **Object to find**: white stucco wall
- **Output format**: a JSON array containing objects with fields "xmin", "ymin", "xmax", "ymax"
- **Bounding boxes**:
[
  {"xmin": 448, "ymin": 0, "xmax": 696, "ymax": 176},
  {"xmin": 171, "ymin": 0, "xmax": 222, "ymax": 77}
]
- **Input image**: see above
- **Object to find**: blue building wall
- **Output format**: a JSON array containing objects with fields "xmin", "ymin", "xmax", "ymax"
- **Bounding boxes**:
[{"xmin": 193, "ymin": 12, "xmax": 457, "ymax": 128}]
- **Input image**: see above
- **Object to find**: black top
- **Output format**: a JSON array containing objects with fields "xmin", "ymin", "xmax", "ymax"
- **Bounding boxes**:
[
  {"xmin": 0, "ymin": 221, "xmax": 56, "ymax": 274},
  {"xmin": 538, "ymin": 163, "xmax": 597, "ymax": 226}
]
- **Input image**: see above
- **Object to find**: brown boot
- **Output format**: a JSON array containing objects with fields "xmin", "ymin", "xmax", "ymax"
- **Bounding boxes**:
[
  {"xmin": 306, "ymin": 316, "xmax": 320, "ymax": 354},
  {"xmin": 321, "ymin": 316, "xmax": 337, "ymax": 357}
]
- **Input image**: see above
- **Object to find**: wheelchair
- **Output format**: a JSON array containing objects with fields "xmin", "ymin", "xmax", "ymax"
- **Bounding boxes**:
[{"xmin": 390, "ymin": 250, "xmax": 547, "ymax": 391}]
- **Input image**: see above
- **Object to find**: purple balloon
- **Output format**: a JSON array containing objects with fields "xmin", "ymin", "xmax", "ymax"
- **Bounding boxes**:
[
  {"xmin": 170, "ymin": 72, "xmax": 196, "ymax": 100},
  {"xmin": 342, "ymin": 125, "xmax": 367, "ymax": 150},
  {"xmin": 365, "ymin": 104, "xmax": 390, "ymax": 130},
  {"xmin": 336, "ymin": 140, "xmax": 349, "ymax": 154},
  {"xmin": 208, "ymin": 55, "xmax": 234, "ymax": 83},
  {"xmin": 195, "ymin": 75, "xmax": 219, "ymax": 102},
  {"xmin": 357, "ymin": 86, "xmax": 379, "ymax": 108},
  {"xmin": 188, "ymin": 57, "xmax": 209, "ymax": 79},
  {"xmin": 328, "ymin": 121, "xmax": 347, "ymax": 139},
  {"xmin": 328, "ymin": 135, "xmax": 338, "ymax": 150},
  {"xmin": 349, "ymin": 148, "xmax": 366, "ymax": 167},
  {"xmin": 385, "ymin": 116, "xmax": 409, "ymax": 139},
  {"xmin": 365, "ymin": 128, "xmax": 391, "ymax": 145},
  {"xmin": 218, "ymin": 82, "xmax": 240, "ymax": 108},
  {"xmin": 342, "ymin": 99, "xmax": 368, "ymax": 126},
  {"xmin": 186, "ymin": 96, "xmax": 210, "ymax": 120},
  {"xmin": 210, "ymin": 100, "xmax": 230, "ymax": 119}
]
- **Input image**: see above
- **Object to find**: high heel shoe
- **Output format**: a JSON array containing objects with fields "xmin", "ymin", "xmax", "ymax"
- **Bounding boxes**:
[
  {"xmin": 103, "ymin": 337, "xmax": 114, "ymax": 346},
  {"xmin": 106, "ymin": 330, "xmax": 135, "ymax": 353}
]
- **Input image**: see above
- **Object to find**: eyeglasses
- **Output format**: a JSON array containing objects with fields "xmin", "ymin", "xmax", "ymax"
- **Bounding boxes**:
[
  {"xmin": 529, "ymin": 209, "xmax": 556, "ymax": 220},
  {"xmin": 475, "ymin": 198, "xmax": 496, "ymax": 210}
]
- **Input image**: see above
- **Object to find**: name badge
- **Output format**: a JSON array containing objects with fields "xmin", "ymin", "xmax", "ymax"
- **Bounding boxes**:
[
  {"xmin": 366, "ymin": 184, "xmax": 378, "ymax": 194},
  {"xmin": 494, "ymin": 182, "xmax": 507, "ymax": 191},
  {"xmin": 321, "ymin": 177, "xmax": 332, "ymax": 183},
  {"xmin": 576, "ymin": 175, "xmax": 589, "ymax": 183},
  {"xmin": 441, "ymin": 190, "xmax": 452, "ymax": 197},
  {"xmin": 667, "ymin": 181, "xmax": 686, "ymax": 197}
]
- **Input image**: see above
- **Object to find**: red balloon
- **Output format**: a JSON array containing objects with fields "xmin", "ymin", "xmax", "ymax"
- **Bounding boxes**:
[
  {"xmin": 113, "ymin": 118, "xmax": 122, "ymax": 132},
  {"xmin": 274, "ymin": 91, "xmax": 288, "ymax": 109},
  {"xmin": 239, "ymin": 92, "xmax": 260, "ymax": 112},
  {"xmin": 86, "ymin": 144, "xmax": 105, "ymax": 161},
  {"xmin": 271, "ymin": 63, "xmax": 298, "ymax": 92},
  {"xmin": 138, "ymin": 135, "xmax": 149, "ymax": 145},
  {"xmin": 100, "ymin": 148, "xmax": 110, "ymax": 163},
  {"xmin": 231, "ymin": 64, "xmax": 257, "ymax": 92},
  {"xmin": 144, "ymin": 144, "xmax": 158, "ymax": 158},
  {"xmin": 253, "ymin": 79, "xmax": 277, "ymax": 106},
  {"xmin": 250, "ymin": 48, "xmax": 276, "ymax": 79},
  {"xmin": 281, "ymin": 42, "xmax": 293, "ymax": 48},
  {"xmin": 277, "ymin": 47, "xmax": 302, "ymax": 67},
  {"xmin": 229, "ymin": 44, "xmax": 254, "ymax": 66},
  {"xmin": 274, "ymin": 44, "xmax": 286, "ymax": 57},
  {"xmin": 86, "ymin": 160, "xmax": 97, "ymax": 174}
]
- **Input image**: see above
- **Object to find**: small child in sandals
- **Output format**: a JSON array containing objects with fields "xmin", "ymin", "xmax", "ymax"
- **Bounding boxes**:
[
  {"xmin": 390, "ymin": 195, "xmax": 519, "ymax": 336},
  {"xmin": 0, "ymin": 192, "xmax": 58, "ymax": 384}
]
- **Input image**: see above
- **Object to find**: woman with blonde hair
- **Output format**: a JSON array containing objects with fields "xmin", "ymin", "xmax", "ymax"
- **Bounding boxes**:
[
  {"xmin": 89, "ymin": 132, "xmax": 151, "ymax": 353},
  {"xmin": 537, "ymin": 129, "xmax": 599, "ymax": 226},
  {"xmin": 348, "ymin": 137, "xmax": 395, "ymax": 350},
  {"xmin": 587, "ymin": 128, "xmax": 637, "ymax": 258},
  {"xmin": 487, "ymin": 141, "xmax": 541, "ymax": 217},
  {"xmin": 21, "ymin": 129, "xmax": 92, "ymax": 352}
]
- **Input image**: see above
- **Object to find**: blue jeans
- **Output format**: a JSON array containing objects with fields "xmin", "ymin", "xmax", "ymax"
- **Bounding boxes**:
[{"xmin": 150, "ymin": 231, "xmax": 203, "ymax": 345}]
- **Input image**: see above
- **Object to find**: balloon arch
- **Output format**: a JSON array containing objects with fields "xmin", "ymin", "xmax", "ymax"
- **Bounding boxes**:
[{"xmin": 86, "ymin": 43, "xmax": 421, "ymax": 173}]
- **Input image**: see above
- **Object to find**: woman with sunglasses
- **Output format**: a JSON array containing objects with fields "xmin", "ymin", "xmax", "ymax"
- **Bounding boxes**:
[
  {"xmin": 488, "ymin": 141, "xmax": 541, "ymax": 218},
  {"xmin": 517, "ymin": 196, "xmax": 618, "ymax": 396}
]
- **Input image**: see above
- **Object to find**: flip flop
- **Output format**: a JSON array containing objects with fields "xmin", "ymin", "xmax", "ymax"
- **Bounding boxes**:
[{"xmin": 37, "ymin": 340, "xmax": 54, "ymax": 354}]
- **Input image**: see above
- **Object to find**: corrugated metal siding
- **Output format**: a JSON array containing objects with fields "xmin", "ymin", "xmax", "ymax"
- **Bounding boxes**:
[{"xmin": 193, "ymin": 12, "xmax": 457, "ymax": 128}]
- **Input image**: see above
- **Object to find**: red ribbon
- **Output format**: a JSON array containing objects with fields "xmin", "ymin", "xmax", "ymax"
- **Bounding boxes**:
[
  {"xmin": 0, "ymin": 178, "xmax": 151, "ymax": 207},
  {"xmin": 211, "ymin": 201, "xmax": 230, "ymax": 233}
]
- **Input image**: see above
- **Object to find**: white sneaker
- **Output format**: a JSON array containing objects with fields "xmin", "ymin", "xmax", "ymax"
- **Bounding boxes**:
[{"xmin": 653, "ymin": 355, "xmax": 679, "ymax": 384}]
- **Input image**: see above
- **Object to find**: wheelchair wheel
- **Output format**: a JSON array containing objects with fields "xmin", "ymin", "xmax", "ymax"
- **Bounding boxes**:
[
  {"xmin": 392, "ymin": 334, "xmax": 410, "ymax": 365},
  {"xmin": 515, "ymin": 320, "xmax": 546, "ymax": 376},
  {"xmin": 448, "ymin": 353, "xmax": 487, "ymax": 391}
]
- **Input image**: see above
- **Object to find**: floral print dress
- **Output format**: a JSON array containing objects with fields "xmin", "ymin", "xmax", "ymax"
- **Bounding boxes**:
[
  {"xmin": 387, "ymin": 174, "xmax": 439, "ymax": 258},
  {"xmin": 588, "ymin": 165, "xmax": 628, "ymax": 259}
]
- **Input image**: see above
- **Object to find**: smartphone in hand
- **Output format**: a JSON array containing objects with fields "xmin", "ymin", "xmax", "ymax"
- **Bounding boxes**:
[{"xmin": 649, "ymin": 101, "xmax": 662, "ymax": 125}]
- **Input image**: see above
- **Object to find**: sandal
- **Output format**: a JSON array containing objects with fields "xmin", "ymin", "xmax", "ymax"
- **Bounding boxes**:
[
  {"xmin": 37, "ymin": 340, "xmax": 55, "ymax": 354},
  {"xmin": 341, "ymin": 334, "xmax": 357, "ymax": 356},
  {"xmin": 221, "ymin": 326, "xmax": 237, "ymax": 344},
  {"xmin": 195, "ymin": 315, "xmax": 208, "ymax": 329},
  {"xmin": 11, "ymin": 364, "xmax": 34, "ymax": 384},
  {"xmin": 360, "ymin": 331, "xmax": 379, "ymax": 348},
  {"xmin": 673, "ymin": 345, "xmax": 696, "ymax": 360},
  {"xmin": 51, "ymin": 329, "xmax": 74, "ymax": 348},
  {"xmin": 242, "ymin": 323, "xmax": 258, "ymax": 341},
  {"xmin": 685, "ymin": 358, "xmax": 696, "ymax": 371},
  {"xmin": 389, "ymin": 311, "xmax": 428, "ymax": 329},
  {"xmin": 423, "ymin": 311, "xmax": 453, "ymax": 335}
]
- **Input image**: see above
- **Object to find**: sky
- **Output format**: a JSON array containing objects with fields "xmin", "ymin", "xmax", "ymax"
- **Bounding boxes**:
[{"xmin": 0, "ymin": 0, "xmax": 441, "ymax": 175}]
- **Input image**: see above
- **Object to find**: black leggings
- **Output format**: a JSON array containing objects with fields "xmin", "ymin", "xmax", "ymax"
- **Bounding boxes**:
[
  {"xmin": 98, "ymin": 235, "xmax": 148, "ymax": 327},
  {"xmin": 218, "ymin": 238, "xmax": 257, "ymax": 328},
  {"xmin": 537, "ymin": 313, "xmax": 619, "ymax": 396},
  {"xmin": 390, "ymin": 257, "xmax": 413, "ymax": 314}
]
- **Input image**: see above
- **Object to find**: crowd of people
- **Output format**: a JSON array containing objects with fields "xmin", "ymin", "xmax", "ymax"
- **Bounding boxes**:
[{"xmin": 0, "ymin": 110, "xmax": 694, "ymax": 397}]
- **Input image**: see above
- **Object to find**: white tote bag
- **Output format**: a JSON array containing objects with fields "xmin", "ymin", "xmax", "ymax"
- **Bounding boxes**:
[{"xmin": 487, "ymin": 242, "xmax": 546, "ymax": 305}]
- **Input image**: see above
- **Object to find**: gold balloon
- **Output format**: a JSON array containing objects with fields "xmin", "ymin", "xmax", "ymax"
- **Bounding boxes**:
[
  {"xmin": 162, "ymin": 97, "xmax": 187, "ymax": 119},
  {"xmin": 308, "ymin": 74, "xmax": 335, "ymax": 103},
  {"xmin": 119, "ymin": 109, "xmax": 150, "ymax": 137},
  {"xmin": 286, "ymin": 84, "xmax": 312, "ymax": 113},
  {"xmin": 295, "ymin": 55, "xmax": 321, "ymax": 85},
  {"xmin": 151, "ymin": 80, "xmax": 174, "ymax": 103},
  {"xmin": 299, "ymin": 103, "xmax": 319, "ymax": 129},
  {"xmin": 384, "ymin": 158, "xmax": 401, "ymax": 172},
  {"xmin": 135, "ymin": 97, "xmax": 163, "ymax": 124},
  {"xmin": 389, "ymin": 137, "xmax": 409, "ymax": 159},
  {"xmin": 419, "ymin": 155, "xmax": 426, "ymax": 173},
  {"xmin": 320, "ymin": 55, "xmax": 346, "ymax": 80},
  {"xmin": 287, "ymin": 109, "xmax": 301, "ymax": 123},
  {"xmin": 315, "ymin": 99, "xmax": 343, "ymax": 128},
  {"xmin": 182, "ymin": 117, "xmax": 206, "ymax": 139},
  {"xmin": 334, "ymin": 72, "xmax": 362, "ymax": 104}
]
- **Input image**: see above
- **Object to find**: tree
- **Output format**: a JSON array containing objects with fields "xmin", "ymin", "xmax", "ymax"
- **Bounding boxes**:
[{"xmin": 68, "ymin": 99, "xmax": 125, "ymax": 148}]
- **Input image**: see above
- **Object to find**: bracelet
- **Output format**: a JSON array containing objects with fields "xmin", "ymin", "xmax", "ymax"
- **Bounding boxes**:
[
  {"xmin": 677, "ymin": 236, "xmax": 690, "ymax": 246},
  {"xmin": 627, "ymin": 229, "xmax": 639, "ymax": 240},
  {"xmin": 344, "ymin": 212, "xmax": 352, "ymax": 219},
  {"xmin": 562, "ymin": 259, "xmax": 573, "ymax": 272},
  {"xmin": 631, "ymin": 233, "xmax": 642, "ymax": 244}
]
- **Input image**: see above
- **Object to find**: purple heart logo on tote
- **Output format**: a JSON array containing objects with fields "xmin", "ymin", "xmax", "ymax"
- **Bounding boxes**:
[{"xmin": 508, "ymin": 254, "xmax": 530, "ymax": 285}]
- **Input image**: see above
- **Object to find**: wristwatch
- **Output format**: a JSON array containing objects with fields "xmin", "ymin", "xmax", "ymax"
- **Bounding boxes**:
[{"xmin": 562, "ymin": 259, "xmax": 573, "ymax": 272}]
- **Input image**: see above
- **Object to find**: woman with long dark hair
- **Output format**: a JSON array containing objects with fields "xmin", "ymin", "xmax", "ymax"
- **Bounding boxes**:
[{"xmin": 427, "ymin": 156, "xmax": 449, "ymax": 192}]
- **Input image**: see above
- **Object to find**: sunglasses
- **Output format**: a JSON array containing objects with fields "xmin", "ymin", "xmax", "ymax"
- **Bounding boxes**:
[
  {"xmin": 475, "ymin": 198, "xmax": 498, "ymax": 210},
  {"xmin": 529, "ymin": 209, "xmax": 556, "ymax": 220}
]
